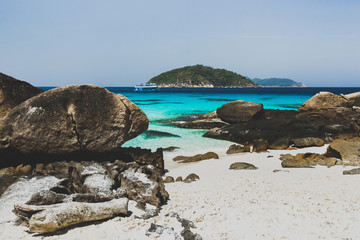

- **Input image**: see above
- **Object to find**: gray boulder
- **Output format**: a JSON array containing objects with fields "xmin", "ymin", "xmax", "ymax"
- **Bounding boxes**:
[
  {"xmin": 0, "ymin": 85, "xmax": 148, "ymax": 166},
  {"xmin": 0, "ymin": 73, "xmax": 44, "ymax": 119},
  {"xmin": 216, "ymin": 100, "xmax": 263, "ymax": 124}
]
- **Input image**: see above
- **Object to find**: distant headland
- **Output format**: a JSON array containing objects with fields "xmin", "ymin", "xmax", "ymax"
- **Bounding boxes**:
[{"xmin": 147, "ymin": 64, "xmax": 306, "ymax": 88}]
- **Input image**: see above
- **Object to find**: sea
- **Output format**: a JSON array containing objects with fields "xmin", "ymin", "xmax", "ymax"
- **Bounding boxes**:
[{"xmin": 43, "ymin": 87, "xmax": 360, "ymax": 153}]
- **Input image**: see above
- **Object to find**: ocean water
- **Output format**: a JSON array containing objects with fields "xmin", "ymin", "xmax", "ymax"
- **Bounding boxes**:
[{"xmin": 102, "ymin": 87, "xmax": 360, "ymax": 152}]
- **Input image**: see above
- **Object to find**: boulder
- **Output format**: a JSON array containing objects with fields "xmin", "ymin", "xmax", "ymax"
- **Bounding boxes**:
[
  {"xmin": 198, "ymin": 111, "xmax": 217, "ymax": 119},
  {"xmin": 143, "ymin": 130, "xmax": 181, "ymax": 139},
  {"xmin": 229, "ymin": 162, "xmax": 257, "ymax": 170},
  {"xmin": 346, "ymin": 92, "xmax": 360, "ymax": 107},
  {"xmin": 298, "ymin": 92, "xmax": 353, "ymax": 111},
  {"xmin": 0, "ymin": 85, "xmax": 149, "ymax": 168},
  {"xmin": 216, "ymin": 100, "xmax": 263, "ymax": 124},
  {"xmin": 0, "ymin": 73, "xmax": 44, "ymax": 119},
  {"xmin": 175, "ymin": 176, "xmax": 183, "ymax": 182},
  {"xmin": 253, "ymin": 139, "xmax": 269, "ymax": 152},
  {"xmin": 173, "ymin": 152, "xmax": 219, "ymax": 163},
  {"xmin": 325, "ymin": 138, "xmax": 360, "ymax": 166},
  {"xmin": 280, "ymin": 153, "xmax": 337, "ymax": 168},
  {"xmin": 226, "ymin": 144, "xmax": 250, "ymax": 154},
  {"xmin": 292, "ymin": 137, "xmax": 325, "ymax": 148}
]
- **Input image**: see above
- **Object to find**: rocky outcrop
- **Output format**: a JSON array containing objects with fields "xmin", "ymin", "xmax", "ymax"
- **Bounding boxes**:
[
  {"xmin": 325, "ymin": 138, "xmax": 360, "ymax": 166},
  {"xmin": 0, "ymin": 85, "xmax": 149, "ymax": 168},
  {"xmin": 229, "ymin": 162, "xmax": 257, "ymax": 170},
  {"xmin": 204, "ymin": 99, "xmax": 360, "ymax": 147},
  {"xmin": 280, "ymin": 153, "xmax": 337, "ymax": 168},
  {"xmin": 216, "ymin": 100, "xmax": 263, "ymax": 124},
  {"xmin": 0, "ymin": 73, "xmax": 44, "ymax": 119},
  {"xmin": 253, "ymin": 139, "xmax": 269, "ymax": 152},
  {"xmin": 173, "ymin": 152, "xmax": 219, "ymax": 163},
  {"xmin": 298, "ymin": 92, "xmax": 353, "ymax": 111}
]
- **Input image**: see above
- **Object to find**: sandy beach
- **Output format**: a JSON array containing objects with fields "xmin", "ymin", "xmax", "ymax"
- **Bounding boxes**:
[{"xmin": 1, "ymin": 145, "xmax": 360, "ymax": 240}]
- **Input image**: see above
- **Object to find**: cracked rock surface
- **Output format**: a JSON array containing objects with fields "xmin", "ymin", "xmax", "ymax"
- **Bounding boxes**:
[{"xmin": 0, "ymin": 85, "xmax": 149, "ymax": 168}]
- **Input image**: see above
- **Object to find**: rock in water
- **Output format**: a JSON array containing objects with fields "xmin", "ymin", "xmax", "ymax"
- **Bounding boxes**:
[
  {"xmin": 14, "ymin": 198, "xmax": 129, "ymax": 233},
  {"xmin": 0, "ymin": 73, "xmax": 44, "ymax": 119},
  {"xmin": 0, "ymin": 85, "xmax": 148, "ymax": 167},
  {"xmin": 216, "ymin": 100, "xmax": 263, "ymax": 124}
]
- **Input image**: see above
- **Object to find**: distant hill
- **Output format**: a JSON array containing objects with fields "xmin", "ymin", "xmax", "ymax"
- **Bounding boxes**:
[
  {"xmin": 147, "ymin": 65, "xmax": 255, "ymax": 87},
  {"xmin": 252, "ymin": 78, "xmax": 306, "ymax": 87}
]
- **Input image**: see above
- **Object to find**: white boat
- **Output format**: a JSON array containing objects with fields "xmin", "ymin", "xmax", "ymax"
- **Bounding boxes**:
[{"xmin": 134, "ymin": 83, "xmax": 159, "ymax": 92}]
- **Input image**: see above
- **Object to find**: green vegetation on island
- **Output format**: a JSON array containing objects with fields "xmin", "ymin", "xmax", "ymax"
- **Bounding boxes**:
[
  {"xmin": 252, "ymin": 78, "xmax": 306, "ymax": 87},
  {"xmin": 147, "ymin": 65, "xmax": 254, "ymax": 87}
]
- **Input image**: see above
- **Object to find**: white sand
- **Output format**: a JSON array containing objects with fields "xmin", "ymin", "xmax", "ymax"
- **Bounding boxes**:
[{"xmin": 1, "ymin": 145, "xmax": 360, "ymax": 239}]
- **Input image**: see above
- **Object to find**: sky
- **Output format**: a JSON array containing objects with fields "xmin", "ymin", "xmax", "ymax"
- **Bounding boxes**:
[{"xmin": 0, "ymin": 0, "xmax": 359, "ymax": 87}]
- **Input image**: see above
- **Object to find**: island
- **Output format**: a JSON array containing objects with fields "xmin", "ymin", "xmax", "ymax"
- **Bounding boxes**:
[
  {"xmin": 252, "ymin": 78, "xmax": 306, "ymax": 87},
  {"xmin": 147, "ymin": 64, "xmax": 256, "ymax": 88}
]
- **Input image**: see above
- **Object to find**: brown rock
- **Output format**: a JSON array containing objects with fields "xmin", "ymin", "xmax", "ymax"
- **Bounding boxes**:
[
  {"xmin": 163, "ymin": 176, "xmax": 175, "ymax": 183},
  {"xmin": 345, "ymin": 92, "xmax": 360, "ymax": 107},
  {"xmin": 253, "ymin": 139, "xmax": 269, "ymax": 152},
  {"xmin": 292, "ymin": 137, "xmax": 325, "ymax": 148},
  {"xmin": 229, "ymin": 162, "xmax": 257, "ymax": 170},
  {"xmin": 226, "ymin": 144, "xmax": 251, "ymax": 154},
  {"xmin": 198, "ymin": 111, "xmax": 217, "ymax": 119},
  {"xmin": 217, "ymin": 100, "xmax": 263, "ymax": 124},
  {"xmin": 281, "ymin": 153, "xmax": 337, "ymax": 168},
  {"xmin": 325, "ymin": 138, "xmax": 360, "ymax": 166},
  {"xmin": 173, "ymin": 152, "xmax": 219, "ymax": 163},
  {"xmin": 343, "ymin": 168, "xmax": 360, "ymax": 175},
  {"xmin": 162, "ymin": 146, "xmax": 180, "ymax": 152},
  {"xmin": 0, "ymin": 73, "xmax": 44, "ymax": 119},
  {"xmin": 183, "ymin": 173, "xmax": 200, "ymax": 183},
  {"xmin": 175, "ymin": 176, "xmax": 183, "ymax": 182},
  {"xmin": 178, "ymin": 118, "xmax": 229, "ymax": 129}
]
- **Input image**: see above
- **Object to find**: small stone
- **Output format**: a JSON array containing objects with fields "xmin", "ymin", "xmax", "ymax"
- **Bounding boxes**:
[
  {"xmin": 175, "ymin": 176, "xmax": 183, "ymax": 182},
  {"xmin": 226, "ymin": 144, "xmax": 250, "ymax": 154},
  {"xmin": 343, "ymin": 168, "xmax": 360, "ymax": 175},
  {"xmin": 163, "ymin": 176, "xmax": 175, "ymax": 183},
  {"xmin": 229, "ymin": 162, "xmax": 257, "ymax": 170},
  {"xmin": 183, "ymin": 173, "xmax": 200, "ymax": 183}
]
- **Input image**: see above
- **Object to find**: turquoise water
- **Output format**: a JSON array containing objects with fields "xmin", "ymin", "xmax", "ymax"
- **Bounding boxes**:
[{"xmin": 109, "ymin": 87, "xmax": 359, "ymax": 152}]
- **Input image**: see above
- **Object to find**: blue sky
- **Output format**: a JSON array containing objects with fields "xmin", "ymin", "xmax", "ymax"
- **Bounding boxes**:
[{"xmin": 0, "ymin": 0, "xmax": 359, "ymax": 87}]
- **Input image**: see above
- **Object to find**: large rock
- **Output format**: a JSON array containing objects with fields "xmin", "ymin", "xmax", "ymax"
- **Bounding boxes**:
[
  {"xmin": 325, "ymin": 138, "xmax": 360, "ymax": 166},
  {"xmin": 346, "ymin": 92, "xmax": 360, "ymax": 107},
  {"xmin": 216, "ymin": 100, "xmax": 263, "ymax": 124},
  {"xmin": 0, "ymin": 73, "xmax": 44, "ymax": 119},
  {"xmin": 298, "ymin": 92, "xmax": 353, "ymax": 111},
  {"xmin": 0, "ymin": 85, "xmax": 148, "ymax": 167},
  {"xmin": 229, "ymin": 162, "xmax": 257, "ymax": 170},
  {"xmin": 292, "ymin": 137, "xmax": 325, "ymax": 148}
]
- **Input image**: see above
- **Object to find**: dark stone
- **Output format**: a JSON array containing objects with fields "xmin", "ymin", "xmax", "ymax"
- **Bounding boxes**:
[
  {"xmin": 217, "ymin": 100, "xmax": 263, "ymax": 124},
  {"xmin": 253, "ymin": 139, "xmax": 268, "ymax": 152},
  {"xmin": 343, "ymin": 168, "xmax": 360, "ymax": 175},
  {"xmin": 0, "ymin": 85, "xmax": 149, "ymax": 168},
  {"xmin": 226, "ymin": 144, "xmax": 250, "ymax": 154},
  {"xmin": 162, "ymin": 146, "xmax": 180, "ymax": 152},
  {"xmin": 173, "ymin": 152, "xmax": 219, "ymax": 163},
  {"xmin": 269, "ymin": 138, "xmax": 290, "ymax": 150},
  {"xmin": 0, "ymin": 73, "xmax": 44, "ymax": 119},
  {"xmin": 175, "ymin": 176, "xmax": 183, "ymax": 182},
  {"xmin": 229, "ymin": 162, "xmax": 257, "ymax": 170},
  {"xmin": 143, "ymin": 130, "xmax": 181, "ymax": 139},
  {"xmin": 177, "ymin": 118, "xmax": 229, "ymax": 129}
]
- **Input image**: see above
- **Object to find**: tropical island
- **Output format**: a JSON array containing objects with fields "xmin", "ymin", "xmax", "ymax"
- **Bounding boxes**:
[
  {"xmin": 147, "ymin": 64, "xmax": 255, "ymax": 88},
  {"xmin": 147, "ymin": 64, "xmax": 306, "ymax": 88}
]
